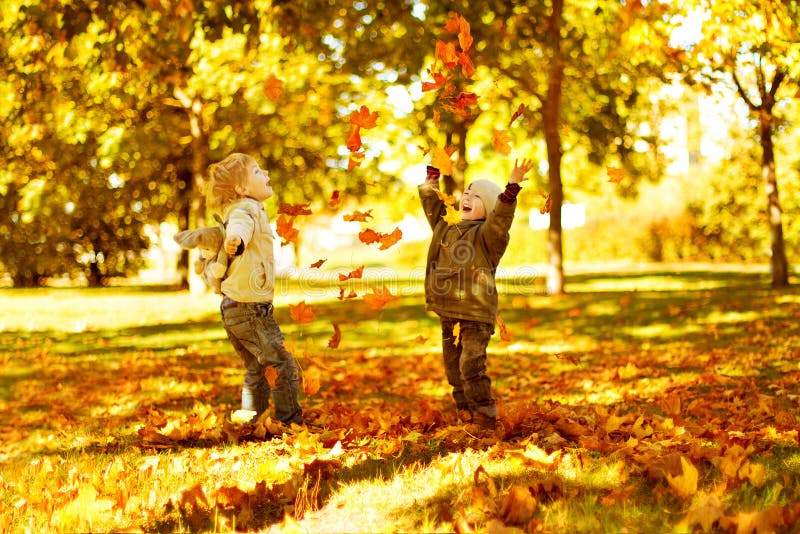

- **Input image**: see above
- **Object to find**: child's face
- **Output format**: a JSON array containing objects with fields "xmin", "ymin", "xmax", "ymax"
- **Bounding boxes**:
[
  {"xmin": 236, "ymin": 161, "xmax": 273, "ymax": 201},
  {"xmin": 460, "ymin": 186, "xmax": 486, "ymax": 220}
]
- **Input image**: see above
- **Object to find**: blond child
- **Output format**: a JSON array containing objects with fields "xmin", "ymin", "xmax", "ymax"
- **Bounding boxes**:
[
  {"xmin": 419, "ymin": 159, "xmax": 533, "ymax": 432},
  {"xmin": 206, "ymin": 152, "xmax": 302, "ymax": 425}
]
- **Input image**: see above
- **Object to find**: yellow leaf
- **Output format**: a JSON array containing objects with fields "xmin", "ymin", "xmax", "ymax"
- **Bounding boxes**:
[
  {"xmin": 443, "ymin": 204, "xmax": 461, "ymax": 225},
  {"xmin": 499, "ymin": 485, "xmax": 537, "ymax": 525},
  {"xmin": 431, "ymin": 146, "xmax": 454, "ymax": 176},
  {"xmin": 607, "ymin": 166, "xmax": 625, "ymax": 184},
  {"xmin": 666, "ymin": 456, "xmax": 698, "ymax": 500},
  {"xmin": 682, "ymin": 493, "xmax": 724, "ymax": 533},
  {"xmin": 492, "ymin": 129, "xmax": 512, "ymax": 154},
  {"xmin": 738, "ymin": 461, "xmax": 767, "ymax": 488},
  {"xmin": 453, "ymin": 322, "xmax": 461, "ymax": 346}
]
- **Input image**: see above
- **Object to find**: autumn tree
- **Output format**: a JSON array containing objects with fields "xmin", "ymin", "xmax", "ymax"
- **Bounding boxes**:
[
  {"xmin": 675, "ymin": 0, "xmax": 799, "ymax": 287},
  {"xmin": 282, "ymin": 0, "xmax": 677, "ymax": 294}
]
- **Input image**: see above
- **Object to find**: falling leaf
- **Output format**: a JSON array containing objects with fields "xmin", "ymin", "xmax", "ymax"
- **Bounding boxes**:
[
  {"xmin": 539, "ymin": 192, "xmax": 552, "ymax": 214},
  {"xmin": 607, "ymin": 166, "xmax": 625, "ymax": 184},
  {"xmin": 378, "ymin": 227, "xmax": 402, "ymax": 250},
  {"xmin": 343, "ymin": 209, "xmax": 373, "ymax": 222},
  {"xmin": 452, "ymin": 92, "xmax": 478, "ymax": 109},
  {"xmin": 443, "ymin": 204, "xmax": 461, "ymax": 225},
  {"xmin": 264, "ymin": 75, "xmax": 284, "ymax": 100},
  {"xmin": 421, "ymin": 70, "xmax": 448, "ymax": 92},
  {"xmin": 346, "ymin": 125, "xmax": 362, "ymax": 152},
  {"xmin": 509, "ymin": 103, "xmax": 526, "ymax": 127},
  {"xmin": 496, "ymin": 314, "xmax": 512, "ymax": 342},
  {"xmin": 328, "ymin": 323, "xmax": 341, "ymax": 349},
  {"xmin": 666, "ymin": 456, "xmax": 698, "ymax": 500},
  {"xmin": 303, "ymin": 367, "xmax": 321, "ymax": 396},
  {"xmin": 358, "ymin": 228, "xmax": 381, "ymax": 245},
  {"xmin": 453, "ymin": 322, "xmax": 461, "ymax": 346},
  {"xmin": 337, "ymin": 287, "xmax": 358, "ymax": 300},
  {"xmin": 276, "ymin": 214, "xmax": 299, "ymax": 246},
  {"xmin": 349, "ymin": 105, "xmax": 379, "ymax": 129},
  {"xmin": 289, "ymin": 301, "xmax": 316, "ymax": 324},
  {"xmin": 444, "ymin": 12, "xmax": 462, "ymax": 33},
  {"xmin": 435, "ymin": 40, "xmax": 459, "ymax": 68},
  {"xmin": 264, "ymin": 367, "xmax": 279, "ymax": 388},
  {"xmin": 278, "ymin": 203, "xmax": 312, "ymax": 216},
  {"xmin": 338, "ymin": 266, "xmax": 364, "ymax": 281},
  {"xmin": 431, "ymin": 146, "xmax": 455, "ymax": 176},
  {"xmin": 309, "ymin": 258, "xmax": 326, "ymax": 269},
  {"xmin": 329, "ymin": 190, "xmax": 341, "ymax": 208},
  {"xmin": 493, "ymin": 129, "xmax": 512, "ymax": 154},
  {"xmin": 363, "ymin": 286, "xmax": 399, "ymax": 310},
  {"xmin": 347, "ymin": 151, "xmax": 365, "ymax": 171}
]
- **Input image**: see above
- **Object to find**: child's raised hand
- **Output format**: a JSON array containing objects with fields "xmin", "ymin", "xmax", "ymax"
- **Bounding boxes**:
[
  {"xmin": 509, "ymin": 158, "xmax": 534, "ymax": 184},
  {"xmin": 225, "ymin": 235, "xmax": 242, "ymax": 255}
]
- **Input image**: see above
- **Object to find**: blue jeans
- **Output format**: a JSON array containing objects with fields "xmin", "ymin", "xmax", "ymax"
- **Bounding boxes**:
[{"xmin": 221, "ymin": 297, "xmax": 303, "ymax": 424}]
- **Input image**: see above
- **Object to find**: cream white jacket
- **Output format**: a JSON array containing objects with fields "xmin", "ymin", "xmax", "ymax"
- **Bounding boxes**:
[{"xmin": 220, "ymin": 197, "xmax": 276, "ymax": 303}]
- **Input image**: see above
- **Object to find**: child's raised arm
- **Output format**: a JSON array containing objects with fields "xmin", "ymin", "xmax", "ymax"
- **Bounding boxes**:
[{"xmin": 509, "ymin": 158, "xmax": 534, "ymax": 184}]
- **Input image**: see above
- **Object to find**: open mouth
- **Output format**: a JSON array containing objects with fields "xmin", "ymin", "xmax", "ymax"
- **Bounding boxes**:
[{"xmin": 462, "ymin": 205, "xmax": 472, "ymax": 213}]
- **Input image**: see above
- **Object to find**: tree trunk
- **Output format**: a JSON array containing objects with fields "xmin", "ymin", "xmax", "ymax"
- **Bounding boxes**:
[
  {"xmin": 759, "ymin": 111, "xmax": 789, "ymax": 287},
  {"xmin": 542, "ymin": 0, "xmax": 565, "ymax": 295},
  {"xmin": 187, "ymin": 98, "xmax": 210, "ymax": 295},
  {"xmin": 176, "ymin": 166, "xmax": 192, "ymax": 289}
]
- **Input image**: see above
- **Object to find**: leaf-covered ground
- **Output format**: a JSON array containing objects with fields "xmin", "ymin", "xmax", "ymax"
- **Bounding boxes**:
[{"xmin": 1, "ymin": 267, "xmax": 799, "ymax": 533}]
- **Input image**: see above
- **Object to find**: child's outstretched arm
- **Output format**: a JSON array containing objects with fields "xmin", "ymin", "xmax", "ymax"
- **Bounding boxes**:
[{"xmin": 419, "ymin": 165, "xmax": 447, "ymax": 230}]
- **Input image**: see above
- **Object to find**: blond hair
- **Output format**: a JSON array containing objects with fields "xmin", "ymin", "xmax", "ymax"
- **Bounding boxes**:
[{"xmin": 206, "ymin": 153, "xmax": 255, "ymax": 210}]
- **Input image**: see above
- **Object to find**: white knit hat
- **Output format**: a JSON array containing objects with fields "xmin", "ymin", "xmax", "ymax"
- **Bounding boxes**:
[{"xmin": 466, "ymin": 179, "xmax": 503, "ymax": 215}]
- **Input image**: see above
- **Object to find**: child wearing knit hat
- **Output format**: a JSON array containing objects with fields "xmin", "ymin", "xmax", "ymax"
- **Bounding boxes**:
[{"xmin": 419, "ymin": 159, "xmax": 534, "ymax": 437}]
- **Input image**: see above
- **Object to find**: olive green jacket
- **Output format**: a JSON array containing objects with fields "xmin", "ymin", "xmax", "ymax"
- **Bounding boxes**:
[{"xmin": 418, "ymin": 182, "xmax": 516, "ymax": 325}]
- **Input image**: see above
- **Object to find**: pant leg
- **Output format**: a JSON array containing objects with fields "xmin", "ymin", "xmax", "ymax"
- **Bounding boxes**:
[
  {"xmin": 251, "ymin": 305, "xmax": 303, "ymax": 425},
  {"xmin": 458, "ymin": 320, "xmax": 496, "ymax": 418},
  {"xmin": 221, "ymin": 304, "xmax": 271, "ymax": 421},
  {"xmin": 441, "ymin": 317, "xmax": 469, "ymax": 410}
]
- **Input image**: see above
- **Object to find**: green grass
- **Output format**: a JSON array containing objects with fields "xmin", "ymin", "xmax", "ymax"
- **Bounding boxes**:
[{"xmin": 1, "ymin": 264, "xmax": 799, "ymax": 532}]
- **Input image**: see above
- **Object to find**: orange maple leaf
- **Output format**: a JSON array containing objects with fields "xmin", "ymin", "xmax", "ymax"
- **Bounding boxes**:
[
  {"xmin": 493, "ymin": 129, "xmax": 512, "ymax": 155},
  {"xmin": 509, "ymin": 103, "xmax": 526, "ymax": 127},
  {"xmin": 347, "ymin": 151, "xmax": 365, "ymax": 171},
  {"xmin": 435, "ymin": 40, "xmax": 459, "ymax": 68},
  {"xmin": 343, "ymin": 209, "xmax": 373, "ymax": 222},
  {"xmin": 607, "ymin": 166, "xmax": 625, "ymax": 184},
  {"xmin": 453, "ymin": 92, "xmax": 478, "ymax": 109},
  {"xmin": 363, "ymin": 285, "xmax": 399, "ymax": 310},
  {"xmin": 329, "ymin": 190, "xmax": 341, "ymax": 208},
  {"xmin": 289, "ymin": 301, "xmax": 316, "ymax": 324},
  {"xmin": 264, "ymin": 367, "xmax": 279, "ymax": 388},
  {"xmin": 458, "ymin": 52, "xmax": 475, "ymax": 78},
  {"xmin": 539, "ymin": 192, "xmax": 552, "ymax": 215},
  {"xmin": 278, "ymin": 203, "xmax": 312, "ymax": 216},
  {"xmin": 338, "ymin": 265, "xmax": 364, "ymax": 281},
  {"xmin": 349, "ymin": 105, "xmax": 379, "ymax": 129},
  {"xmin": 496, "ymin": 313, "xmax": 512, "ymax": 342},
  {"xmin": 444, "ymin": 12, "xmax": 461, "ymax": 33},
  {"xmin": 422, "ymin": 70, "xmax": 448, "ymax": 92},
  {"xmin": 346, "ymin": 125, "xmax": 362, "ymax": 152},
  {"xmin": 358, "ymin": 228, "xmax": 381, "ymax": 245},
  {"xmin": 264, "ymin": 75, "xmax": 284, "ymax": 101},
  {"xmin": 276, "ymin": 214, "xmax": 299, "ymax": 246},
  {"xmin": 328, "ymin": 323, "xmax": 341, "ymax": 349},
  {"xmin": 433, "ymin": 187, "xmax": 457, "ymax": 206},
  {"xmin": 337, "ymin": 287, "xmax": 358, "ymax": 300},
  {"xmin": 378, "ymin": 227, "xmax": 403, "ymax": 250},
  {"xmin": 303, "ymin": 367, "xmax": 321, "ymax": 396},
  {"xmin": 309, "ymin": 258, "xmax": 326, "ymax": 269}
]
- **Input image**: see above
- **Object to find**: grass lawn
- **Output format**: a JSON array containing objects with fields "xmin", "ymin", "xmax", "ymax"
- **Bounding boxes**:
[{"xmin": 1, "ymin": 265, "xmax": 799, "ymax": 533}]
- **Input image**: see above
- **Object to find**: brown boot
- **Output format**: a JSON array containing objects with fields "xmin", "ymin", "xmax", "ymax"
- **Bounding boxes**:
[{"xmin": 473, "ymin": 412, "xmax": 497, "ymax": 431}]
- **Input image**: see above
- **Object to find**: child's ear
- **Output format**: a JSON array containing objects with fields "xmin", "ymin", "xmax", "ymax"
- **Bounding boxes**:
[{"xmin": 234, "ymin": 183, "xmax": 247, "ymax": 197}]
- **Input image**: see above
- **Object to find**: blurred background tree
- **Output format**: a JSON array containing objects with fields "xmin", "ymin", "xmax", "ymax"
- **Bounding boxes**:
[{"xmin": 0, "ymin": 0, "xmax": 797, "ymax": 289}]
